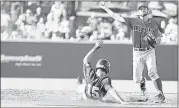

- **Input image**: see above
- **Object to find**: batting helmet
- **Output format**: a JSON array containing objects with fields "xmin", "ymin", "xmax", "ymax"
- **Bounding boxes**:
[
  {"xmin": 96, "ymin": 59, "xmax": 110, "ymax": 74},
  {"xmin": 137, "ymin": 3, "xmax": 149, "ymax": 10}
]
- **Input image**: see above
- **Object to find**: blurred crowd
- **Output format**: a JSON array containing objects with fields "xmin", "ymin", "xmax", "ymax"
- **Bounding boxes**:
[
  {"xmin": 75, "ymin": 14, "xmax": 178, "ymax": 44},
  {"xmin": 1, "ymin": 1, "xmax": 178, "ymax": 44},
  {"xmin": 74, "ymin": 1, "xmax": 178, "ymax": 44},
  {"xmin": 1, "ymin": 1, "xmax": 72, "ymax": 40},
  {"xmin": 75, "ymin": 16, "xmax": 131, "ymax": 42}
]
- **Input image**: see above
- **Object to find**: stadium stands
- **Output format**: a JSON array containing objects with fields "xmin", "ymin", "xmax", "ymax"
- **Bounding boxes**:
[{"xmin": 1, "ymin": 1, "xmax": 178, "ymax": 44}]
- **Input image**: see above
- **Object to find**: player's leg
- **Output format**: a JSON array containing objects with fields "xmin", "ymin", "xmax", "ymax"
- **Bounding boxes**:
[
  {"xmin": 146, "ymin": 49, "xmax": 165, "ymax": 103},
  {"xmin": 133, "ymin": 52, "xmax": 146, "ymax": 95},
  {"xmin": 76, "ymin": 76, "xmax": 89, "ymax": 101},
  {"xmin": 133, "ymin": 52, "xmax": 144, "ymax": 83},
  {"xmin": 140, "ymin": 76, "xmax": 147, "ymax": 96},
  {"xmin": 76, "ymin": 76, "xmax": 85, "ymax": 94}
]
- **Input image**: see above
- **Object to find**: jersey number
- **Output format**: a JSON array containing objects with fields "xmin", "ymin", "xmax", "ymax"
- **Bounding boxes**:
[{"xmin": 87, "ymin": 84, "xmax": 100, "ymax": 99}]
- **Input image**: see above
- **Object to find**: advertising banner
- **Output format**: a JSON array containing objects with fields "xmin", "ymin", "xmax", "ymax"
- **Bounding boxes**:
[{"xmin": 1, "ymin": 41, "xmax": 178, "ymax": 81}]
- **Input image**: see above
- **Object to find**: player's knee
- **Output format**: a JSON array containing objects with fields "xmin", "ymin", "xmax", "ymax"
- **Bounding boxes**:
[
  {"xmin": 148, "ymin": 67, "xmax": 159, "ymax": 81},
  {"xmin": 76, "ymin": 84, "xmax": 86, "ymax": 94}
]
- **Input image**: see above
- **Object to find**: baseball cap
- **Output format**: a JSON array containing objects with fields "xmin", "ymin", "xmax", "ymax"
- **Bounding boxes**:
[{"xmin": 137, "ymin": 3, "xmax": 149, "ymax": 10}]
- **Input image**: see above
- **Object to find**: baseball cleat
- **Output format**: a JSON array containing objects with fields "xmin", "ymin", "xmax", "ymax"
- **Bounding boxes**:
[
  {"xmin": 154, "ymin": 92, "xmax": 165, "ymax": 103},
  {"xmin": 77, "ymin": 76, "xmax": 83, "ymax": 85},
  {"xmin": 137, "ymin": 96, "xmax": 148, "ymax": 102},
  {"xmin": 140, "ymin": 77, "xmax": 146, "ymax": 96}
]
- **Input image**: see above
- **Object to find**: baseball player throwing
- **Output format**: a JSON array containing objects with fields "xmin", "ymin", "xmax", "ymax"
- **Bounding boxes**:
[
  {"xmin": 76, "ymin": 40, "xmax": 126, "ymax": 104},
  {"xmin": 100, "ymin": 1, "xmax": 165, "ymax": 103}
]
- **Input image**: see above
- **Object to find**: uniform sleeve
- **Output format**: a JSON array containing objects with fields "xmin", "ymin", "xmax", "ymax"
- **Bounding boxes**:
[
  {"xmin": 83, "ymin": 62, "xmax": 93, "ymax": 80},
  {"xmin": 153, "ymin": 25, "xmax": 162, "ymax": 38},
  {"xmin": 154, "ymin": 27, "xmax": 162, "ymax": 45},
  {"xmin": 123, "ymin": 17, "xmax": 135, "ymax": 29},
  {"xmin": 101, "ymin": 77, "xmax": 112, "ymax": 92},
  {"xmin": 151, "ymin": 20, "xmax": 161, "ymax": 38},
  {"xmin": 123, "ymin": 17, "xmax": 130, "ymax": 25},
  {"xmin": 151, "ymin": 21, "xmax": 162, "ymax": 45}
]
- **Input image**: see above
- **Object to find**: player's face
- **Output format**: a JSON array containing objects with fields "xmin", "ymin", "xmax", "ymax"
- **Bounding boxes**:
[
  {"xmin": 138, "ymin": 7, "xmax": 148, "ymax": 16},
  {"xmin": 96, "ymin": 68, "xmax": 107, "ymax": 77}
]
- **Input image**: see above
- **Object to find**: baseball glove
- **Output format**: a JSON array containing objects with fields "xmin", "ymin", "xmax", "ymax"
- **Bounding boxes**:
[
  {"xmin": 144, "ymin": 32, "xmax": 156, "ymax": 48},
  {"xmin": 147, "ymin": 36, "xmax": 156, "ymax": 48}
]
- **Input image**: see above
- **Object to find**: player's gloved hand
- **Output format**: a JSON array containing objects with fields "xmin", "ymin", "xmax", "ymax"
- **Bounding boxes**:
[
  {"xmin": 99, "ymin": 1, "xmax": 106, "ymax": 9},
  {"xmin": 145, "ymin": 32, "xmax": 156, "ymax": 48},
  {"xmin": 147, "ymin": 36, "xmax": 156, "ymax": 48},
  {"xmin": 95, "ymin": 40, "xmax": 103, "ymax": 49}
]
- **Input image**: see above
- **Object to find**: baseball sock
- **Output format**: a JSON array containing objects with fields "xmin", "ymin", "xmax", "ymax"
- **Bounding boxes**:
[{"xmin": 153, "ymin": 78, "xmax": 164, "ymax": 95}]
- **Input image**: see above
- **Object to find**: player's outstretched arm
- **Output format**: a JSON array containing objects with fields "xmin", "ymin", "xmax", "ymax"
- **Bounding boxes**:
[
  {"xmin": 99, "ymin": 1, "xmax": 125, "ymax": 23},
  {"xmin": 107, "ymin": 87, "xmax": 126, "ymax": 104},
  {"xmin": 83, "ymin": 40, "xmax": 103, "ymax": 66}
]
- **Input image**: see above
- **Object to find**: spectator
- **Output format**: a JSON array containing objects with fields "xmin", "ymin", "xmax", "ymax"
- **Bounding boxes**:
[
  {"xmin": 51, "ymin": 32, "xmax": 58, "ymax": 40},
  {"xmin": 161, "ymin": 34, "xmax": 170, "ymax": 44},
  {"xmin": 163, "ymin": 3, "xmax": 177, "ymax": 17},
  {"xmin": 163, "ymin": 18, "xmax": 177, "ymax": 44},
  {"xmin": 89, "ymin": 31, "xmax": 99, "ymax": 41},
  {"xmin": 1, "ymin": 2, "xmax": 11, "ymax": 14},
  {"xmin": 75, "ymin": 25, "xmax": 92, "ymax": 41},
  {"xmin": 60, "ymin": 17, "xmax": 70, "ymax": 39},
  {"xmin": 37, "ymin": 17, "xmax": 45, "ymax": 34},
  {"xmin": 1, "ymin": 10, "xmax": 11, "ymax": 33},
  {"xmin": 51, "ymin": 31, "xmax": 65, "ymax": 40},
  {"xmin": 10, "ymin": 2, "xmax": 21, "ymax": 22},
  {"xmin": 25, "ymin": 22, "xmax": 42, "ymax": 39},
  {"xmin": 81, "ymin": 26, "xmax": 93, "ymax": 40},
  {"xmin": 15, "ymin": 18, "xmax": 22, "ymax": 26},
  {"xmin": 55, "ymin": 31, "xmax": 65, "ymax": 39},
  {"xmin": 18, "ymin": 13, "xmax": 26, "ymax": 23},
  {"xmin": 112, "ymin": 20, "xmax": 123, "ymax": 35},
  {"xmin": 25, "ymin": 9, "xmax": 34, "ymax": 25},
  {"xmin": 51, "ymin": 17, "xmax": 61, "ymax": 33},
  {"xmin": 99, "ymin": 19, "xmax": 112, "ymax": 40},
  {"xmin": 86, "ymin": 14, "xmax": 98, "ymax": 31},
  {"xmin": 148, "ymin": 1, "xmax": 168, "ymax": 18},
  {"xmin": 116, "ymin": 29, "xmax": 125, "ymax": 41},
  {"xmin": 34, "ymin": 7, "xmax": 46, "ymax": 23},
  {"xmin": 44, "ymin": 30, "xmax": 53, "ymax": 39},
  {"xmin": 19, "ymin": 21, "xmax": 25, "ymax": 32},
  {"xmin": 96, "ymin": 17, "xmax": 103, "ymax": 31},
  {"xmin": 1, "ymin": 31, "xmax": 9, "ymax": 40},
  {"xmin": 11, "ymin": 30, "xmax": 20, "ymax": 40},
  {"xmin": 51, "ymin": 2, "xmax": 67, "ymax": 21},
  {"xmin": 45, "ymin": 12, "xmax": 54, "ymax": 31},
  {"xmin": 75, "ymin": 26, "xmax": 83, "ymax": 40}
]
